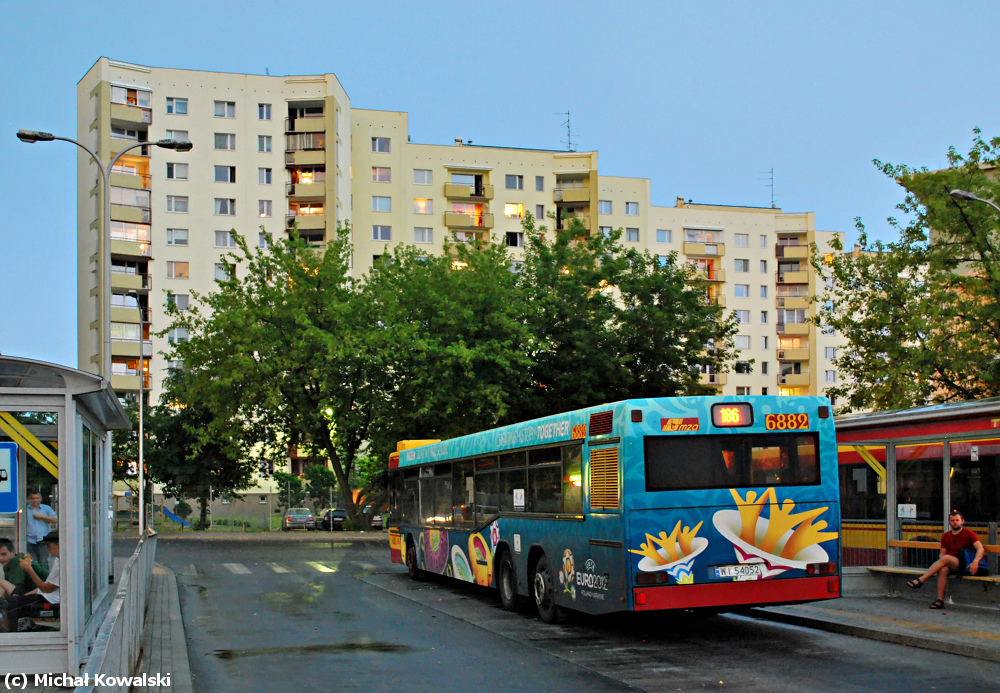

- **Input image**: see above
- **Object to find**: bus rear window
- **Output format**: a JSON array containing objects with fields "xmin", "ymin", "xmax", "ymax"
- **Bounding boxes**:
[{"xmin": 644, "ymin": 432, "xmax": 820, "ymax": 492}]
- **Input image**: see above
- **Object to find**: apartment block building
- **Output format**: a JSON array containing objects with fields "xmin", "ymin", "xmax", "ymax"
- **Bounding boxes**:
[{"xmin": 77, "ymin": 58, "xmax": 844, "ymax": 411}]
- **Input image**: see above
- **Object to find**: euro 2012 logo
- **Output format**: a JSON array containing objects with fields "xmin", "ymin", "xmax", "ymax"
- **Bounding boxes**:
[{"xmin": 558, "ymin": 548, "xmax": 576, "ymax": 600}]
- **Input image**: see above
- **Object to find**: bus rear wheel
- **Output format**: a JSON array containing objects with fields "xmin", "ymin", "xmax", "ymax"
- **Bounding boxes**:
[
  {"xmin": 532, "ymin": 554, "xmax": 559, "ymax": 623},
  {"xmin": 498, "ymin": 551, "xmax": 520, "ymax": 612},
  {"xmin": 406, "ymin": 538, "xmax": 423, "ymax": 580}
]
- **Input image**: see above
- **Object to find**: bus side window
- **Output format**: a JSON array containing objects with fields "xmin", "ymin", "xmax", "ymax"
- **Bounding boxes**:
[
  {"xmin": 475, "ymin": 456, "xmax": 499, "ymax": 523},
  {"xmin": 419, "ymin": 471, "xmax": 435, "ymax": 525},
  {"xmin": 401, "ymin": 470, "xmax": 418, "ymax": 524},
  {"xmin": 453, "ymin": 460, "xmax": 475, "ymax": 527},
  {"xmin": 499, "ymin": 451, "xmax": 526, "ymax": 512},
  {"xmin": 529, "ymin": 446, "xmax": 562, "ymax": 513},
  {"xmin": 434, "ymin": 463, "xmax": 453, "ymax": 525},
  {"xmin": 563, "ymin": 445, "xmax": 583, "ymax": 513}
]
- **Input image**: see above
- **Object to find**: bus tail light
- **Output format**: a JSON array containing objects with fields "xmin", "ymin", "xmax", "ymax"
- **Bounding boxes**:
[
  {"xmin": 635, "ymin": 591, "xmax": 647, "ymax": 606},
  {"xmin": 806, "ymin": 561, "xmax": 837, "ymax": 575},
  {"xmin": 635, "ymin": 572, "xmax": 669, "ymax": 586},
  {"xmin": 828, "ymin": 577, "xmax": 840, "ymax": 593}
]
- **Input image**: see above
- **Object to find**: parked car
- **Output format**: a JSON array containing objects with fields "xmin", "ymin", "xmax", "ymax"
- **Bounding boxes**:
[
  {"xmin": 321, "ymin": 508, "xmax": 348, "ymax": 531},
  {"xmin": 282, "ymin": 507, "xmax": 316, "ymax": 531},
  {"xmin": 363, "ymin": 504, "xmax": 384, "ymax": 530}
]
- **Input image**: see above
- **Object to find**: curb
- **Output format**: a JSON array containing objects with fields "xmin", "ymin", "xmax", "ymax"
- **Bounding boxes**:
[
  {"xmin": 750, "ymin": 607, "xmax": 1000, "ymax": 663},
  {"xmin": 115, "ymin": 531, "xmax": 388, "ymax": 542}
]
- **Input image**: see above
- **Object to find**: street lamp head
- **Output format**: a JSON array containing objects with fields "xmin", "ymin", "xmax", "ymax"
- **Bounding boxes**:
[
  {"xmin": 174, "ymin": 140, "xmax": 193, "ymax": 152},
  {"xmin": 950, "ymin": 189, "xmax": 979, "ymax": 202},
  {"xmin": 16, "ymin": 129, "xmax": 55, "ymax": 143},
  {"xmin": 154, "ymin": 139, "xmax": 193, "ymax": 152}
]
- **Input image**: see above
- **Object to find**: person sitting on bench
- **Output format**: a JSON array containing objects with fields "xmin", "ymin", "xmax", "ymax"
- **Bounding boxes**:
[
  {"xmin": 20, "ymin": 533, "xmax": 59, "ymax": 607},
  {"xmin": 907, "ymin": 510, "xmax": 986, "ymax": 609}
]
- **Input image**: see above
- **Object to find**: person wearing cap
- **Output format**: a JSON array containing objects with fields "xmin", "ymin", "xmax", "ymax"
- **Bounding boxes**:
[{"xmin": 20, "ymin": 533, "xmax": 59, "ymax": 605}]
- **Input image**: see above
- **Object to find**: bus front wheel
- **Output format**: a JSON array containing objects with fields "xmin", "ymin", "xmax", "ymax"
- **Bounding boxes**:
[
  {"xmin": 406, "ymin": 538, "xmax": 423, "ymax": 580},
  {"xmin": 532, "ymin": 554, "xmax": 558, "ymax": 623},
  {"xmin": 498, "ymin": 551, "xmax": 520, "ymax": 612}
]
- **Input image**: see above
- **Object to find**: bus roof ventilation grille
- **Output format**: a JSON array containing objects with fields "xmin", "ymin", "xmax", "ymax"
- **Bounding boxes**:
[{"xmin": 589, "ymin": 410, "xmax": 613, "ymax": 436}]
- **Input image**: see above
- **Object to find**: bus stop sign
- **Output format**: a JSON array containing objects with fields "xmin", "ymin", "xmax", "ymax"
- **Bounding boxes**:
[{"xmin": 0, "ymin": 442, "xmax": 17, "ymax": 513}]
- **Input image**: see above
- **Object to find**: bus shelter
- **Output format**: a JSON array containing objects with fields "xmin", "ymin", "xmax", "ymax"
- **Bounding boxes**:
[
  {"xmin": 836, "ymin": 399, "xmax": 1000, "ymax": 570},
  {"xmin": 0, "ymin": 356, "xmax": 129, "ymax": 674}
]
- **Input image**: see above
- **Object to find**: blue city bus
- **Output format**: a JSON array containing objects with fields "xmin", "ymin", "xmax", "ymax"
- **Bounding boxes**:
[{"xmin": 387, "ymin": 396, "xmax": 840, "ymax": 622}]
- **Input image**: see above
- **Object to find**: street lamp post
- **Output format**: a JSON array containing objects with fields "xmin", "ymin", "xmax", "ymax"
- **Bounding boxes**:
[
  {"xmin": 950, "ymin": 189, "xmax": 1000, "ymax": 215},
  {"xmin": 17, "ymin": 129, "xmax": 191, "ymax": 537}
]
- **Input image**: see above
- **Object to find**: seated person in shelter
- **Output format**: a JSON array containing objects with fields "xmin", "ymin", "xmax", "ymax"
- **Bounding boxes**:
[
  {"xmin": 0, "ymin": 538, "xmax": 48, "ymax": 593},
  {"xmin": 20, "ymin": 533, "xmax": 59, "ymax": 607},
  {"xmin": 907, "ymin": 510, "xmax": 987, "ymax": 609}
]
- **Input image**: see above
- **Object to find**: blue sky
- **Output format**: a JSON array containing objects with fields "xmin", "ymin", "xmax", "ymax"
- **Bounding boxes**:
[{"xmin": 2, "ymin": 1, "xmax": 999, "ymax": 367}]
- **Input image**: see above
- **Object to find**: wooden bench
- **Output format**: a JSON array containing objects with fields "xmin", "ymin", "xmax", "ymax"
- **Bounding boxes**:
[{"xmin": 867, "ymin": 540, "xmax": 1000, "ymax": 584}]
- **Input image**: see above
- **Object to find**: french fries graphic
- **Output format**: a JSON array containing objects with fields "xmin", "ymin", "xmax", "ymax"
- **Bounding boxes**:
[
  {"xmin": 728, "ymin": 488, "xmax": 837, "ymax": 560},
  {"xmin": 630, "ymin": 520, "xmax": 704, "ymax": 566}
]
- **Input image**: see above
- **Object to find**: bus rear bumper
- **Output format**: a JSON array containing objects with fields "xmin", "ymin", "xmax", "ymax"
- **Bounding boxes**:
[{"xmin": 632, "ymin": 576, "xmax": 840, "ymax": 611}]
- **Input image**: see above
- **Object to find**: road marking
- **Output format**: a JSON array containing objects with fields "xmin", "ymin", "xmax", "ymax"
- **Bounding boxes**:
[
  {"xmin": 306, "ymin": 561, "xmax": 337, "ymax": 573},
  {"xmin": 223, "ymin": 562, "xmax": 252, "ymax": 575},
  {"xmin": 267, "ymin": 562, "xmax": 293, "ymax": 573}
]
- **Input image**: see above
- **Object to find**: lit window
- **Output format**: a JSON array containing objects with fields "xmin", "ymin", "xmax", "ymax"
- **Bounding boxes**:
[
  {"xmin": 625, "ymin": 202, "xmax": 639, "ymax": 216},
  {"xmin": 111, "ymin": 86, "xmax": 150, "ymax": 107},
  {"xmin": 734, "ymin": 259, "xmax": 749, "ymax": 273},
  {"xmin": 626, "ymin": 228, "xmax": 639, "ymax": 242},
  {"xmin": 259, "ymin": 200, "xmax": 272, "ymax": 217},
  {"xmin": 414, "ymin": 227, "xmax": 433, "ymax": 244},
  {"xmin": 166, "ymin": 98, "xmax": 187, "ymax": 115},
  {"xmin": 258, "ymin": 136, "xmax": 272, "ymax": 153},
  {"xmin": 214, "ymin": 231, "xmax": 237, "ymax": 247},
  {"xmin": 372, "ymin": 137, "xmax": 390, "ymax": 153},
  {"xmin": 165, "ymin": 229, "xmax": 188, "ymax": 246},
  {"xmin": 214, "ymin": 100, "xmax": 236, "ymax": 118},
  {"xmin": 166, "ymin": 163, "xmax": 188, "ymax": 180},
  {"xmin": 413, "ymin": 198, "xmax": 433, "ymax": 214},
  {"xmin": 734, "ymin": 233, "xmax": 749, "ymax": 248},
  {"xmin": 372, "ymin": 167, "xmax": 391, "ymax": 183},
  {"xmin": 504, "ymin": 203, "xmax": 525, "ymax": 219},
  {"xmin": 258, "ymin": 103, "xmax": 271, "ymax": 120},
  {"xmin": 166, "ymin": 195, "xmax": 188, "ymax": 213},
  {"xmin": 214, "ymin": 198, "xmax": 236, "ymax": 215},
  {"xmin": 735, "ymin": 284, "xmax": 749, "ymax": 298},
  {"xmin": 166, "ymin": 261, "xmax": 189, "ymax": 279},
  {"xmin": 214, "ymin": 165, "xmax": 236, "ymax": 183},
  {"xmin": 598, "ymin": 200, "xmax": 612, "ymax": 214},
  {"xmin": 372, "ymin": 196, "xmax": 391, "ymax": 212},
  {"xmin": 372, "ymin": 225, "xmax": 392, "ymax": 241},
  {"xmin": 413, "ymin": 169, "xmax": 432, "ymax": 185},
  {"xmin": 214, "ymin": 133, "xmax": 236, "ymax": 150},
  {"xmin": 505, "ymin": 174, "xmax": 523, "ymax": 190},
  {"xmin": 258, "ymin": 167, "xmax": 272, "ymax": 184}
]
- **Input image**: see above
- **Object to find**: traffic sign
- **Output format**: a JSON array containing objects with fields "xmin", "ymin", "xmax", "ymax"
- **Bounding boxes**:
[{"xmin": 0, "ymin": 442, "xmax": 18, "ymax": 513}]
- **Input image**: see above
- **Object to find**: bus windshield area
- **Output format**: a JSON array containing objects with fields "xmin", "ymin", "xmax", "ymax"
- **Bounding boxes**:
[{"xmin": 644, "ymin": 432, "xmax": 820, "ymax": 492}]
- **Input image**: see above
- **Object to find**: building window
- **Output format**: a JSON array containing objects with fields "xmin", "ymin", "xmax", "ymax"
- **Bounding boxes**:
[
  {"xmin": 734, "ymin": 259, "xmax": 749, "ymax": 273},
  {"xmin": 760, "ymin": 285, "xmax": 768, "ymax": 298},
  {"xmin": 372, "ymin": 225, "xmax": 392, "ymax": 241},
  {"xmin": 825, "ymin": 347, "xmax": 836, "ymax": 359},
  {"xmin": 111, "ymin": 86, "xmax": 150, "ymax": 107},
  {"xmin": 214, "ymin": 165, "xmax": 236, "ymax": 183},
  {"xmin": 259, "ymin": 200, "xmax": 272, "ymax": 217},
  {"xmin": 372, "ymin": 196, "xmax": 391, "ymax": 212},
  {"xmin": 166, "ymin": 163, "xmax": 188, "ymax": 180},
  {"xmin": 823, "ymin": 324, "xmax": 835, "ymax": 335},
  {"xmin": 258, "ymin": 103, "xmax": 271, "ymax": 120},
  {"xmin": 214, "ymin": 100, "xmax": 236, "ymax": 118},
  {"xmin": 657, "ymin": 255, "xmax": 669, "ymax": 266},
  {"xmin": 825, "ymin": 370, "xmax": 837, "ymax": 383},
  {"xmin": 625, "ymin": 202, "xmax": 639, "ymax": 216},
  {"xmin": 736, "ymin": 387, "xmax": 751, "ymax": 396},
  {"xmin": 599, "ymin": 226, "xmax": 612, "ymax": 238},
  {"xmin": 166, "ymin": 261, "xmax": 189, "ymax": 279},
  {"xmin": 166, "ymin": 195, "xmax": 188, "ymax": 213},
  {"xmin": 598, "ymin": 200, "xmax": 612, "ymax": 214},
  {"xmin": 760, "ymin": 260, "xmax": 768, "ymax": 273},
  {"xmin": 504, "ymin": 203, "xmax": 525, "ymax": 219},
  {"xmin": 761, "ymin": 362, "xmax": 769, "ymax": 375},
  {"xmin": 656, "ymin": 229, "xmax": 671, "ymax": 243},
  {"xmin": 760, "ymin": 234, "xmax": 768, "ymax": 248},
  {"xmin": 215, "ymin": 263, "xmax": 234, "ymax": 281},
  {"xmin": 166, "ymin": 97, "xmax": 187, "ymax": 115},
  {"xmin": 535, "ymin": 204, "xmax": 544, "ymax": 220},
  {"xmin": 413, "ymin": 169, "xmax": 432, "ymax": 185},
  {"xmin": 736, "ymin": 310, "xmax": 750, "ymax": 324},
  {"xmin": 215, "ymin": 198, "xmax": 236, "ymax": 215},
  {"xmin": 214, "ymin": 230, "xmax": 237, "ymax": 247},
  {"xmin": 214, "ymin": 133, "xmax": 236, "ymax": 150},
  {"xmin": 372, "ymin": 137, "xmax": 390, "ymax": 153},
  {"xmin": 761, "ymin": 387, "xmax": 769, "ymax": 396},
  {"xmin": 734, "ymin": 335, "xmax": 750, "ymax": 350},
  {"xmin": 165, "ymin": 129, "xmax": 188, "ymax": 142},
  {"xmin": 112, "ymin": 126, "xmax": 139, "ymax": 141},
  {"xmin": 626, "ymin": 228, "xmax": 639, "ymax": 242},
  {"xmin": 734, "ymin": 233, "xmax": 749, "ymax": 248},
  {"xmin": 165, "ymin": 228, "xmax": 188, "ymax": 246},
  {"xmin": 735, "ymin": 284, "xmax": 749, "ymax": 298},
  {"xmin": 372, "ymin": 167, "xmax": 391, "ymax": 183},
  {"xmin": 535, "ymin": 175, "xmax": 544, "ymax": 191},
  {"xmin": 761, "ymin": 336, "xmax": 768, "ymax": 350},
  {"xmin": 505, "ymin": 174, "xmax": 523, "ymax": 190},
  {"xmin": 167, "ymin": 293, "xmax": 190, "ymax": 311},
  {"xmin": 258, "ymin": 135, "xmax": 272, "ymax": 153},
  {"xmin": 506, "ymin": 232, "xmax": 524, "ymax": 248},
  {"xmin": 413, "ymin": 198, "xmax": 433, "ymax": 214},
  {"xmin": 167, "ymin": 328, "xmax": 189, "ymax": 344},
  {"xmin": 414, "ymin": 227, "xmax": 433, "ymax": 244},
  {"xmin": 258, "ymin": 232, "xmax": 271, "ymax": 249},
  {"xmin": 760, "ymin": 311, "xmax": 768, "ymax": 324},
  {"xmin": 259, "ymin": 167, "xmax": 272, "ymax": 184}
]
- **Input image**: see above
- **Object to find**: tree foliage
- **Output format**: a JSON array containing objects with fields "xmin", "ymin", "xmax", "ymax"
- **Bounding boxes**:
[{"xmin": 814, "ymin": 129, "xmax": 1000, "ymax": 412}]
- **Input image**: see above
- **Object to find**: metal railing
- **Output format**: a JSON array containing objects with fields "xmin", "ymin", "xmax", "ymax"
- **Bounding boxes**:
[{"xmin": 77, "ymin": 534, "xmax": 157, "ymax": 693}]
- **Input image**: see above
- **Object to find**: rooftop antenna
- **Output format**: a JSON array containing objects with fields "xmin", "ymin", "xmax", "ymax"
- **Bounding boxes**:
[
  {"xmin": 761, "ymin": 167, "xmax": 775, "ymax": 208},
  {"xmin": 265, "ymin": 67, "xmax": 270, "ymax": 76},
  {"xmin": 557, "ymin": 111, "xmax": 576, "ymax": 151}
]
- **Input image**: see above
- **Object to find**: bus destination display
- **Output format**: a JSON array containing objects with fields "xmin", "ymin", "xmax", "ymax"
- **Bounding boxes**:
[{"xmin": 711, "ymin": 403, "xmax": 752, "ymax": 427}]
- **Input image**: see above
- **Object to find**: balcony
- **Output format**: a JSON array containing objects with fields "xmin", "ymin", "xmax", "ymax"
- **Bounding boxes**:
[
  {"xmin": 443, "ymin": 183, "xmax": 494, "ymax": 201},
  {"xmin": 683, "ymin": 242, "xmax": 726, "ymax": 257},
  {"xmin": 286, "ymin": 182, "xmax": 326, "ymax": 199},
  {"xmin": 110, "ymin": 204, "xmax": 151, "ymax": 225},
  {"xmin": 707, "ymin": 294, "xmax": 726, "ymax": 308},
  {"xmin": 777, "ymin": 323, "xmax": 810, "ymax": 336},
  {"xmin": 776, "ymin": 244, "xmax": 809, "ymax": 259},
  {"xmin": 452, "ymin": 230, "xmax": 491, "ymax": 245},
  {"xmin": 111, "ymin": 374, "xmax": 142, "ymax": 392},
  {"xmin": 700, "ymin": 373, "xmax": 727, "ymax": 387},
  {"xmin": 556, "ymin": 214, "xmax": 590, "ymax": 233},
  {"xmin": 110, "ymin": 306, "xmax": 141, "ymax": 323},
  {"xmin": 778, "ymin": 372, "xmax": 810, "ymax": 387},
  {"xmin": 554, "ymin": 187, "xmax": 590, "ymax": 203},
  {"xmin": 777, "ymin": 348, "xmax": 810, "ymax": 361},
  {"xmin": 286, "ymin": 213, "xmax": 326, "ymax": 231},
  {"xmin": 693, "ymin": 268, "xmax": 726, "ymax": 282},
  {"xmin": 110, "ymin": 239, "xmax": 152, "ymax": 258},
  {"xmin": 111, "ymin": 272, "xmax": 151, "ymax": 292},
  {"xmin": 110, "ymin": 103, "xmax": 152, "ymax": 127},
  {"xmin": 444, "ymin": 212, "xmax": 494, "ymax": 229},
  {"xmin": 285, "ymin": 150, "xmax": 325, "ymax": 166},
  {"xmin": 285, "ymin": 117, "xmax": 325, "ymax": 133},
  {"xmin": 776, "ymin": 270, "xmax": 809, "ymax": 284},
  {"xmin": 776, "ymin": 296, "xmax": 809, "ymax": 310},
  {"xmin": 111, "ymin": 339, "xmax": 141, "ymax": 358},
  {"xmin": 110, "ymin": 171, "xmax": 151, "ymax": 190}
]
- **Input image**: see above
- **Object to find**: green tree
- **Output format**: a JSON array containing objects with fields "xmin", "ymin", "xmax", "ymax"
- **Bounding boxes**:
[
  {"xmin": 273, "ymin": 470, "xmax": 308, "ymax": 514},
  {"xmin": 165, "ymin": 225, "xmax": 384, "ymax": 523},
  {"xmin": 814, "ymin": 129, "xmax": 1000, "ymax": 412},
  {"xmin": 304, "ymin": 464, "xmax": 339, "ymax": 510}
]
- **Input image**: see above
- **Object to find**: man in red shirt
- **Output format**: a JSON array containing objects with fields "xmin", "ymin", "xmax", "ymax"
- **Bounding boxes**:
[{"xmin": 907, "ymin": 510, "xmax": 986, "ymax": 608}]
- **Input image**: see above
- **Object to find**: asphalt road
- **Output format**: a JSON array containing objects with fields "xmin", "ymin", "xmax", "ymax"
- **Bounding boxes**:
[{"xmin": 117, "ymin": 537, "xmax": 1000, "ymax": 693}]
